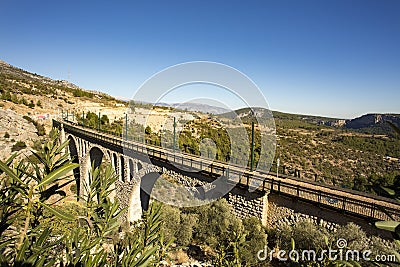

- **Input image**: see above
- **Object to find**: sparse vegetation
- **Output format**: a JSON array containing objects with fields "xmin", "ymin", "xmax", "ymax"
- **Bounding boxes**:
[
  {"xmin": 0, "ymin": 130, "xmax": 171, "ymax": 266},
  {"xmin": 11, "ymin": 140, "xmax": 26, "ymax": 151}
]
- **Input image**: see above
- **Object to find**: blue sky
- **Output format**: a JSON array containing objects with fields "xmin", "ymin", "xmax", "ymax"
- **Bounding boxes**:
[{"xmin": 1, "ymin": 0, "xmax": 399, "ymax": 119}]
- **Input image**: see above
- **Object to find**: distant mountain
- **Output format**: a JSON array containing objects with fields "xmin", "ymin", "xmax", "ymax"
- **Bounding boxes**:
[
  {"xmin": 145, "ymin": 102, "xmax": 229, "ymax": 114},
  {"xmin": 344, "ymin": 114, "xmax": 400, "ymax": 135},
  {"xmin": 169, "ymin": 102, "xmax": 229, "ymax": 114},
  {"xmin": 223, "ymin": 107, "xmax": 400, "ymax": 136},
  {"xmin": 224, "ymin": 107, "xmax": 341, "ymax": 124}
]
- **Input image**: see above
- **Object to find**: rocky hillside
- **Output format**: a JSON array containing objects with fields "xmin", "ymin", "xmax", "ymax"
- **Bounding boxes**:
[
  {"xmin": 344, "ymin": 114, "xmax": 400, "ymax": 135},
  {"xmin": 0, "ymin": 60, "xmax": 113, "ymax": 99},
  {"xmin": 0, "ymin": 60, "xmax": 127, "ymax": 124},
  {"xmin": 0, "ymin": 60, "xmax": 131, "ymax": 125},
  {"xmin": 0, "ymin": 109, "xmax": 39, "ymax": 160},
  {"xmin": 0, "ymin": 60, "xmax": 129, "ymax": 159}
]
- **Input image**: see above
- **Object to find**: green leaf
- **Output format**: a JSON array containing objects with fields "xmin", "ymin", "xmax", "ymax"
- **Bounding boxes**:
[
  {"xmin": 324, "ymin": 235, "xmax": 330, "ymax": 247},
  {"xmin": 349, "ymin": 260, "xmax": 362, "ymax": 267},
  {"xmin": 374, "ymin": 220, "xmax": 400, "ymax": 232},
  {"xmin": 5, "ymin": 153, "xmax": 17, "ymax": 166},
  {"xmin": 135, "ymin": 246, "xmax": 159, "ymax": 267},
  {"xmin": 16, "ymin": 238, "xmax": 29, "ymax": 262},
  {"xmin": 41, "ymin": 202, "xmax": 75, "ymax": 221},
  {"xmin": 379, "ymin": 186, "xmax": 396, "ymax": 196},
  {"xmin": 291, "ymin": 238, "xmax": 296, "ymax": 251},
  {"xmin": 0, "ymin": 160, "xmax": 26, "ymax": 187},
  {"xmin": 392, "ymin": 250, "xmax": 400, "ymax": 263},
  {"xmin": 37, "ymin": 162, "xmax": 79, "ymax": 188},
  {"xmin": 55, "ymin": 139, "xmax": 70, "ymax": 155}
]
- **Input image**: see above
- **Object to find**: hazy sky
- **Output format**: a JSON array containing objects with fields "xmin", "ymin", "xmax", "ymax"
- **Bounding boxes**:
[{"xmin": 1, "ymin": 0, "xmax": 399, "ymax": 119}]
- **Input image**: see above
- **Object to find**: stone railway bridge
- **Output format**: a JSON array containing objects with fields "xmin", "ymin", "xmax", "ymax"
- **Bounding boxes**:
[{"xmin": 54, "ymin": 120, "xmax": 400, "ymax": 234}]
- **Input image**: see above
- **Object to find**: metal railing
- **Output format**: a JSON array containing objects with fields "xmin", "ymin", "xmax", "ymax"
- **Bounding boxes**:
[{"xmin": 54, "ymin": 119, "xmax": 400, "ymax": 222}]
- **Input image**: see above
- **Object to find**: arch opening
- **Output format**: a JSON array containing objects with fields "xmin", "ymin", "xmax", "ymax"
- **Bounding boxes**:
[
  {"xmin": 68, "ymin": 136, "xmax": 80, "ymax": 196},
  {"xmin": 129, "ymin": 159, "xmax": 134, "ymax": 181},
  {"xmin": 89, "ymin": 147, "xmax": 104, "ymax": 170},
  {"xmin": 140, "ymin": 172, "xmax": 161, "ymax": 211},
  {"xmin": 120, "ymin": 156, "xmax": 126, "ymax": 182},
  {"xmin": 112, "ymin": 153, "xmax": 118, "ymax": 175},
  {"xmin": 128, "ymin": 172, "xmax": 161, "ymax": 222}
]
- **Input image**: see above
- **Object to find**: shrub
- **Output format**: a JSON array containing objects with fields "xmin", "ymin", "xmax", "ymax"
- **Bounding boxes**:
[
  {"xmin": 240, "ymin": 217, "xmax": 268, "ymax": 265},
  {"xmin": 11, "ymin": 141, "xmax": 27, "ymax": 152},
  {"xmin": 28, "ymin": 100, "xmax": 35, "ymax": 108},
  {"xmin": 22, "ymin": 115, "xmax": 46, "ymax": 136},
  {"xmin": 69, "ymin": 184, "xmax": 77, "ymax": 194},
  {"xmin": 4, "ymin": 132, "xmax": 10, "ymax": 138},
  {"xmin": 23, "ymin": 115, "xmax": 34, "ymax": 124},
  {"xmin": 161, "ymin": 204, "xmax": 181, "ymax": 242},
  {"xmin": 35, "ymin": 123, "xmax": 46, "ymax": 136},
  {"xmin": 1, "ymin": 90, "xmax": 11, "ymax": 101},
  {"xmin": 11, "ymin": 94, "xmax": 18, "ymax": 104},
  {"xmin": 145, "ymin": 125, "xmax": 152, "ymax": 135}
]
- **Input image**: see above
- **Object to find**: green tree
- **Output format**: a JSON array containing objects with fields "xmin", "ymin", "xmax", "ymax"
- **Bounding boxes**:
[
  {"xmin": 100, "ymin": 114, "xmax": 109, "ymax": 125},
  {"xmin": 145, "ymin": 125, "xmax": 152, "ymax": 135}
]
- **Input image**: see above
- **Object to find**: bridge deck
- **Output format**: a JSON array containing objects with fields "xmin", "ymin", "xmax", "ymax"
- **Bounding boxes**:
[{"xmin": 54, "ymin": 119, "xmax": 400, "ymax": 222}]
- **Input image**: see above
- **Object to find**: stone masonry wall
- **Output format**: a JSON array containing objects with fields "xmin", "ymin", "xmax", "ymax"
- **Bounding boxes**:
[{"xmin": 267, "ymin": 193, "xmax": 391, "ymax": 237}]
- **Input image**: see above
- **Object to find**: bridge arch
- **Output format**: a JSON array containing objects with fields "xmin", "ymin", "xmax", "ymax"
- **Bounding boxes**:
[
  {"xmin": 67, "ymin": 135, "xmax": 81, "ymax": 196},
  {"xmin": 81, "ymin": 139, "xmax": 85, "ymax": 156},
  {"xmin": 89, "ymin": 147, "xmax": 104, "ymax": 169},
  {"xmin": 120, "ymin": 156, "xmax": 126, "ymax": 182},
  {"xmin": 127, "ymin": 171, "xmax": 161, "ymax": 222},
  {"xmin": 112, "ymin": 153, "xmax": 118, "ymax": 175},
  {"xmin": 129, "ymin": 159, "xmax": 134, "ymax": 181},
  {"xmin": 82, "ymin": 145, "xmax": 113, "ymax": 196},
  {"xmin": 137, "ymin": 162, "xmax": 143, "ymax": 171}
]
